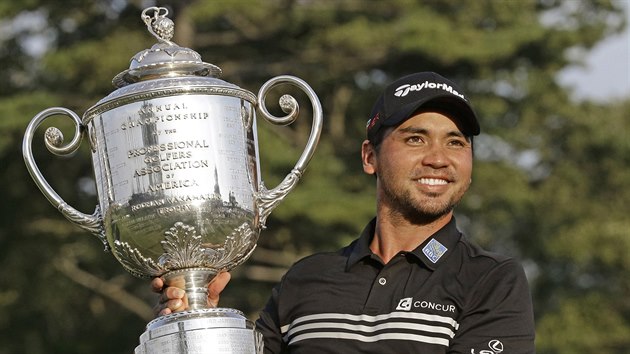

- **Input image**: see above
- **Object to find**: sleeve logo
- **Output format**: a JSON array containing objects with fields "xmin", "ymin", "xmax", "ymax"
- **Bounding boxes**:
[{"xmin": 470, "ymin": 339, "xmax": 504, "ymax": 354}]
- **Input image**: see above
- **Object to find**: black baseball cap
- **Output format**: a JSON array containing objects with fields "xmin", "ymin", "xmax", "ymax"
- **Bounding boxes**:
[{"xmin": 366, "ymin": 72, "xmax": 480, "ymax": 142}]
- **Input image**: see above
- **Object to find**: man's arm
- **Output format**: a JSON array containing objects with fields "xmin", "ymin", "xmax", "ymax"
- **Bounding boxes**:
[
  {"xmin": 255, "ymin": 282, "xmax": 289, "ymax": 354},
  {"xmin": 449, "ymin": 259, "xmax": 535, "ymax": 354}
]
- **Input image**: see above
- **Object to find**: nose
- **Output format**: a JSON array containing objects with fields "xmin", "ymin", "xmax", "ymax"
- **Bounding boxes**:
[{"xmin": 421, "ymin": 144, "xmax": 449, "ymax": 169}]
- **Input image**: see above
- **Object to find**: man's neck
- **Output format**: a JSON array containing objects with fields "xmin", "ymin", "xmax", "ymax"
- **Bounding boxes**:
[{"xmin": 369, "ymin": 211, "xmax": 453, "ymax": 264}]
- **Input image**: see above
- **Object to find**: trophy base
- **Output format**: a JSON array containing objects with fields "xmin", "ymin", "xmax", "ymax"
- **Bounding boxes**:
[{"xmin": 135, "ymin": 308, "xmax": 263, "ymax": 354}]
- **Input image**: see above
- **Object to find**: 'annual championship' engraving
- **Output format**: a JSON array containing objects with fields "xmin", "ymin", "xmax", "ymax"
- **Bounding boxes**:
[{"xmin": 120, "ymin": 102, "xmax": 211, "ymax": 131}]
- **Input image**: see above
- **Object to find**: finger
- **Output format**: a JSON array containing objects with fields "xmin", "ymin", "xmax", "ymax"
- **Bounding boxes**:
[
  {"xmin": 151, "ymin": 277, "xmax": 164, "ymax": 293},
  {"xmin": 165, "ymin": 286, "xmax": 186, "ymax": 299},
  {"xmin": 159, "ymin": 297, "xmax": 186, "ymax": 312},
  {"xmin": 154, "ymin": 294, "xmax": 189, "ymax": 317},
  {"xmin": 158, "ymin": 307, "xmax": 172, "ymax": 316},
  {"xmin": 154, "ymin": 301, "xmax": 172, "ymax": 317},
  {"xmin": 166, "ymin": 298, "xmax": 186, "ymax": 311},
  {"xmin": 208, "ymin": 271, "xmax": 231, "ymax": 307},
  {"xmin": 159, "ymin": 286, "xmax": 186, "ymax": 304},
  {"xmin": 210, "ymin": 271, "xmax": 231, "ymax": 293},
  {"xmin": 154, "ymin": 299, "xmax": 175, "ymax": 317}
]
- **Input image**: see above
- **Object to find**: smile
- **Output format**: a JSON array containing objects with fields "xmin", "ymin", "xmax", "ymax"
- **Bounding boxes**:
[{"xmin": 418, "ymin": 178, "xmax": 448, "ymax": 186}]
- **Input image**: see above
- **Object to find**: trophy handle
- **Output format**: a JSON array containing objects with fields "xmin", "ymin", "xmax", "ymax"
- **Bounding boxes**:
[
  {"xmin": 255, "ymin": 75, "xmax": 323, "ymax": 226},
  {"xmin": 22, "ymin": 107, "xmax": 108, "ymax": 249}
]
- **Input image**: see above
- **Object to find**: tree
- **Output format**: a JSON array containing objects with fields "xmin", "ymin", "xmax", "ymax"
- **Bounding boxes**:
[{"xmin": 0, "ymin": 0, "xmax": 627, "ymax": 353}]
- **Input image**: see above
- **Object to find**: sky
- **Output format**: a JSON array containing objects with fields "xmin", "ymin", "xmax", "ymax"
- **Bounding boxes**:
[{"xmin": 557, "ymin": 1, "xmax": 630, "ymax": 102}]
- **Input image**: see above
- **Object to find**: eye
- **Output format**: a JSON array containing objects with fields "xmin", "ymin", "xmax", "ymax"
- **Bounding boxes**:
[
  {"xmin": 448, "ymin": 138, "xmax": 469, "ymax": 148},
  {"xmin": 406, "ymin": 135, "xmax": 424, "ymax": 145}
]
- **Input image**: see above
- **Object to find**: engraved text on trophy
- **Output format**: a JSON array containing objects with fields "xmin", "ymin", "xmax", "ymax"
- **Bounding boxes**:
[{"xmin": 88, "ymin": 95, "xmax": 259, "ymax": 276}]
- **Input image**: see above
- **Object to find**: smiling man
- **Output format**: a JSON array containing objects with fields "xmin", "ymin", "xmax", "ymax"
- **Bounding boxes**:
[{"xmin": 155, "ymin": 72, "xmax": 536, "ymax": 354}]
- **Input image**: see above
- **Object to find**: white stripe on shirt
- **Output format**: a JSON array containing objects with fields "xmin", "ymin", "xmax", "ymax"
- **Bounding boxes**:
[{"xmin": 280, "ymin": 311, "xmax": 459, "ymax": 347}]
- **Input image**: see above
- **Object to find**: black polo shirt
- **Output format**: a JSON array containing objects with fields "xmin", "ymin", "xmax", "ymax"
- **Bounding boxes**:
[{"xmin": 256, "ymin": 217, "xmax": 535, "ymax": 353}]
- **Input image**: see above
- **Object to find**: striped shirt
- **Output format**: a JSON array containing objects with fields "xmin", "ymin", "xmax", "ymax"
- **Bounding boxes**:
[{"xmin": 255, "ymin": 217, "xmax": 535, "ymax": 353}]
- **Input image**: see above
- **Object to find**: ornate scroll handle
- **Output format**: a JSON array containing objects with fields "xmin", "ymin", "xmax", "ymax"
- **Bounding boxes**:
[
  {"xmin": 22, "ymin": 107, "xmax": 107, "ymax": 249},
  {"xmin": 141, "ymin": 7, "xmax": 176, "ymax": 46},
  {"xmin": 255, "ymin": 76, "xmax": 323, "ymax": 226}
]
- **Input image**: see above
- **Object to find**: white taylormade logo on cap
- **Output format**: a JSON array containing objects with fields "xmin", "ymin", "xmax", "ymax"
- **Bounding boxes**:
[{"xmin": 394, "ymin": 81, "xmax": 465, "ymax": 100}]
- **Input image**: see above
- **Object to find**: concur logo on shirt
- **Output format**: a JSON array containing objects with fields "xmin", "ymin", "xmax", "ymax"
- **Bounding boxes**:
[
  {"xmin": 396, "ymin": 297, "xmax": 456, "ymax": 313},
  {"xmin": 396, "ymin": 297, "xmax": 413, "ymax": 311}
]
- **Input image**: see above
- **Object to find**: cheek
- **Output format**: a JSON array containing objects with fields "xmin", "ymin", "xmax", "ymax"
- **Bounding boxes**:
[
  {"xmin": 379, "ymin": 151, "xmax": 416, "ymax": 175},
  {"xmin": 457, "ymin": 156, "xmax": 473, "ymax": 180}
]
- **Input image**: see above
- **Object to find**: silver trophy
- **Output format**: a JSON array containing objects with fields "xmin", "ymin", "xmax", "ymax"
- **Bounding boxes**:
[{"xmin": 22, "ymin": 7, "xmax": 322, "ymax": 354}]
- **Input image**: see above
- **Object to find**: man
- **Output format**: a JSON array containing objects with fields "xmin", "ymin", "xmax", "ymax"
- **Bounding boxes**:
[{"xmin": 154, "ymin": 72, "xmax": 536, "ymax": 353}]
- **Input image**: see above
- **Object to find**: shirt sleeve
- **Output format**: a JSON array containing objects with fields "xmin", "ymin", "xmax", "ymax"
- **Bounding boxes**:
[
  {"xmin": 255, "ymin": 282, "xmax": 289, "ymax": 354},
  {"xmin": 448, "ymin": 258, "xmax": 536, "ymax": 354}
]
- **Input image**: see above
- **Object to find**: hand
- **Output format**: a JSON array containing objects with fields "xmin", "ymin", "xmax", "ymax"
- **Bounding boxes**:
[{"xmin": 151, "ymin": 271, "xmax": 231, "ymax": 317}]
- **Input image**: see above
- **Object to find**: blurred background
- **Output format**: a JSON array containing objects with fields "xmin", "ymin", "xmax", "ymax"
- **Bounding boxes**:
[{"xmin": 1, "ymin": 0, "xmax": 628, "ymax": 353}]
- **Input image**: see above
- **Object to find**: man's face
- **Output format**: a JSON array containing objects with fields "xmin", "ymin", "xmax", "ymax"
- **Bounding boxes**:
[{"xmin": 362, "ymin": 111, "xmax": 473, "ymax": 223}]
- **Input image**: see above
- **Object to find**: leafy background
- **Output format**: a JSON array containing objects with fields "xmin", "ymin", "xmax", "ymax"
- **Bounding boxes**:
[{"xmin": 0, "ymin": 0, "xmax": 628, "ymax": 353}]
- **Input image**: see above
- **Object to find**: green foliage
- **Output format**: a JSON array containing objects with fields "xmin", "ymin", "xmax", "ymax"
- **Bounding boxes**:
[
  {"xmin": 1, "ymin": 0, "xmax": 628, "ymax": 353},
  {"xmin": 537, "ymin": 293, "xmax": 630, "ymax": 353}
]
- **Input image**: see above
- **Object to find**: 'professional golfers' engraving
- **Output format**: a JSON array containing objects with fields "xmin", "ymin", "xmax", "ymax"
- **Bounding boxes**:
[{"xmin": 23, "ymin": 6, "xmax": 321, "ymax": 354}]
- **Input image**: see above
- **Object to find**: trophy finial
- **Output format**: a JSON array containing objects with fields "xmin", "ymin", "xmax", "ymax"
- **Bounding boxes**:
[
  {"xmin": 111, "ymin": 6, "xmax": 222, "ymax": 87},
  {"xmin": 142, "ymin": 7, "xmax": 175, "ymax": 45}
]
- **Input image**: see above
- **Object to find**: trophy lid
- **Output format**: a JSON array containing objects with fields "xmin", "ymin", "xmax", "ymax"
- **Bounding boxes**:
[
  {"xmin": 85, "ymin": 6, "xmax": 256, "ymax": 121},
  {"xmin": 112, "ymin": 7, "xmax": 222, "ymax": 88}
]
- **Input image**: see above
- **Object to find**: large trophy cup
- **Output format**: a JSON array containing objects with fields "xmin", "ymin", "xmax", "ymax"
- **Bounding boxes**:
[{"xmin": 22, "ymin": 7, "xmax": 322, "ymax": 354}]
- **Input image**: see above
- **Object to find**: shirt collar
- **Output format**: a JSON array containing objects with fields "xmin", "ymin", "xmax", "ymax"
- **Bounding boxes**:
[
  {"xmin": 346, "ymin": 218, "xmax": 378, "ymax": 270},
  {"xmin": 410, "ymin": 216, "xmax": 461, "ymax": 270},
  {"xmin": 346, "ymin": 216, "xmax": 462, "ymax": 271}
]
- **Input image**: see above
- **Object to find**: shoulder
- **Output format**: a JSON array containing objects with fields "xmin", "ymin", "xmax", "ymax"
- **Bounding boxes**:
[
  {"xmin": 268, "ymin": 243, "xmax": 357, "ymax": 313},
  {"xmin": 453, "ymin": 237, "xmax": 531, "ymax": 306},
  {"xmin": 456, "ymin": 236, "xmax": 524, "ymax": 274},
  {"xmin": 282, "ymin": 241, "xmax": 354, "ymax": 279}
]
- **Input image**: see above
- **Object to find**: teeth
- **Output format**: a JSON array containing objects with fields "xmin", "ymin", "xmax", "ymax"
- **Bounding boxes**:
[{"xmin": 419, "ymin": 178, "xmax": 448, "ymax": 185}]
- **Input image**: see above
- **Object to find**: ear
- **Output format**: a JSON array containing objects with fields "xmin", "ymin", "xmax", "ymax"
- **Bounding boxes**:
[{"xmin": 361, "ymin": 140, "xmax": 377, "ymax": 175}]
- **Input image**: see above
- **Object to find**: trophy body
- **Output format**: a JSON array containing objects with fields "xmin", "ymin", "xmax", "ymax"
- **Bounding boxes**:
[
  {"xmin": 89, "ymin": 82, "xmax": 261, "ymax": 279},
  {"xmin": 22, "ymin": 7, "xmax": 322, "ymax": 354}
]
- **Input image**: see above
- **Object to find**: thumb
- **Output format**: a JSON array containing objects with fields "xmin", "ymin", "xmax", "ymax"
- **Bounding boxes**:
[{"xmin": 208, "ymin": 271, "xmax": 231, "ymax": 308}]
